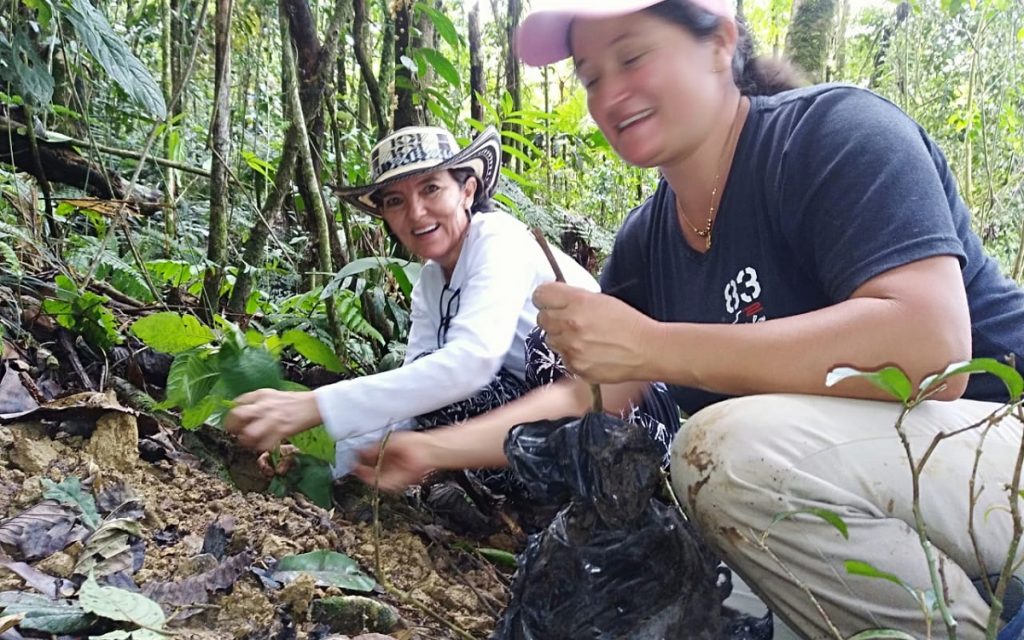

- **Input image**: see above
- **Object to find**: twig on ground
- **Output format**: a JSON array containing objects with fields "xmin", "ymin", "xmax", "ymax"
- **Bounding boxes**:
[
  {"xmin": 58, "ymin": 329, "xmax": 94, "ymax": 391},
  {"xmin": 382, "ymin": 583, "xmax": 476, "ymax": 640},
  {"xmin": 370, "ymin": 431, "xmax": 478, "ymax": 639},
  {"xmin": 372, "ymin": 430, "xmax": 393, "ymax": 582}
]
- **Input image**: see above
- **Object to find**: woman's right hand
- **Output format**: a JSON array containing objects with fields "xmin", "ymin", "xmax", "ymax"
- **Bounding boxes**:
[
  {"xmin": 224, "ymin": 389, "xmax": 321, "ymax": 452},
  {"xmin": 352, "ymin": 431, "xmax": 437, "ymax": 491}
]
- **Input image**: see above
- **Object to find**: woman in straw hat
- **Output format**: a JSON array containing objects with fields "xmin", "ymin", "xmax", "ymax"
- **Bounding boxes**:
[
  {"xmin": 355, "ymin": 1, "xmax": 1024, "ymax": 638},
  {"xmin": 226, "ymin": 125, "xmax": 679, "ymax": 483}
]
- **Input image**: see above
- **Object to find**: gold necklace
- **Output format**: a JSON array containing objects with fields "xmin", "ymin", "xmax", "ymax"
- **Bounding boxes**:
[{"xmin": 676, "ymin": 99, "xmax": 744, "ymax": 251}]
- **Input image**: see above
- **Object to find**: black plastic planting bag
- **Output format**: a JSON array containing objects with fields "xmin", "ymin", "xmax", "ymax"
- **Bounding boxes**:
[{"xmin": 494, "ymin": 412, "xmax": 772, "ymax": 640}]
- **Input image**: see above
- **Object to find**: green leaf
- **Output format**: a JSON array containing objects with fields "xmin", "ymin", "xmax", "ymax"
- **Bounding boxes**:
[
  {"xmin": 327, "ymin": 256, "xmax": 417, "ymax": 293},
  {"xmin": 0, "ymin": 28, "xmax": 54, "ymax": 107},
  {"xmin": 769, "ymin": 508, "xmax": 849, "ymax": 539},
  {"xmin": 918, "ymin": 358, "xmax": 1023, "ymax": 402},
  {"xmin": 826, "ymin": 366, "xmax": 912, "ymax": 403},
  {"xmin": 180, "ymin": 393, "xmax": 230, "ymax": 429},
  {"xmin": 42, "ymin": 477, "xmax": 101, "ymax": 529},
  {"xmin": 163, "ymin": 350, "xmax": 219, "ymax": 410},
  {"xmin": 417, "ymin": 48, "xmax": 460, "ymax": 87},
  {"xmin": 79, "ymin": 575, "xmax": 166, "ymax": 632},
  {"xmin": 476, "ymin": 547, "xmax": 517, "ymax": 569},
  {"xmin": 502, "ymin": 143, "xmax": 534, "ymax": 167},
  {"xmin": 288, "ymin": 426, "xmax": 335, "ymax": 464},
  {"xmin": 241, "ymin": 150, "xmax": 276, "ymax": 182},
  {"xmin": 426, "ymin": 98, "xmax": 455, "ymax": 129},
  {"xmin": 846, "ymin": 630, "xmax": 917, "ymax": 639},
  {"xmin": 500, "ymin": 166, "xmax": 542, "ymax": 191},
  {"xmin": 272, "ymin": 550, "xmax": 376, "ymax": 592},
  {"xmin": 940, "ymin": 0, "xmax": 963, "ymax": 14},
  {"xmin": 62, "ymin": 0, "xmax": 167, "ymax": 119},
  {"xmin": 415, "ymin": 2, "xmax": 459, "ymax": 48},
  {"xmin": 146, "ymin": 259, "xmax": 198, "ymax": 287},
  {"xmin": 337, "ymin": 291, "xmax": 385, "ymax": 345},
  {"xmin": 0, "ymin": 591, "xmax": 93, "ymax": 633},
  {"xmin": 42, "ymin": 276, "xmax": 121, "ymax": 351},
  {"xmin": 64, "ymin": 235, "xmax": 151, "ymax": 302},
  {"xmin": 23, "ymin": 0, "xmax": 54, "ymax": 28},
  {"xmin": 290, "ymin": 455, "xmax": 333, "ymax": 508},
  {"xmin": 280, "ymin": 329, "xmax": 343, "ymax": 373},
  {"xmin": 131, "ymin": 312, "xmax": 216, "ymax": 354},
  {"xmin": 385, "ymin": 265, "xmax": 413, "ymax": 300},
  {"xmin": 0, "ymin": 241, "xmax": 21, "ymax": 275},
  {"xmin": 267, "ymin": 476, "xmax": 288, "ymax": 497},
  {"xmin": 217, "ymin": 345, "xmax": 284, "ymax": 399},
  {"xmin": 500, "ymin": 129, "xmax": 544, "ymax": 157},
  {"xmin": 844, "ymin": 560, "xmax": 909, "ymax": 590},
  {"xmin": 1018, "ymin": 26, "xmax": 1024, "ymax": 42}
]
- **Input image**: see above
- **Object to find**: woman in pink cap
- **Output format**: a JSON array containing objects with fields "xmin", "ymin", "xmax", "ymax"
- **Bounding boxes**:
[{"xmin": 357, "ymin": 1, "xmax": 1024, "ymax": 638}]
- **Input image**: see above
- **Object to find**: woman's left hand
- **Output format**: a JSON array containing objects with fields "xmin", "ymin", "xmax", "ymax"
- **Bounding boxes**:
[
  {"xmin": 534, "ymin": 282, "xmax": 659, "ymax": 384},
  {"xmin": 224, "ymin": 389, "xmax": 322, "ymax": 452}
]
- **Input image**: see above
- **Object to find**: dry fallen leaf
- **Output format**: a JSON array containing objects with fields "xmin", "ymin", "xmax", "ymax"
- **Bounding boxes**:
[{"xmin": 0, "ymin": 612, "xmax": 25, "ymax": 632}]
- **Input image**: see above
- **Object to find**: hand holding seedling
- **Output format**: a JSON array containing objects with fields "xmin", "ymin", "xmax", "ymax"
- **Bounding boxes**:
[{"xmin": 225, "ymin": 388, "xmax": 322, "ymax": 451}]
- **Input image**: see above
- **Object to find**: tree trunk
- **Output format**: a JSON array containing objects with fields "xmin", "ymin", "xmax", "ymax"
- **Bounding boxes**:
[
  {"xmin": 784, "ymin": 0, "xmax": 837, "ymax": 83},
  {"xmin": 419, "ymin": 1, "xmax": 437, "ymax": 85},
  {"xmin": 353, "ymin": 0, "xmax": 387, "ymax": 138},
  {"xmin": 202, "ymin": 0, "xmax": 233, "ymax": 317},
  {"xmin": 377, "ymin": 0, "xmax": 396, "ymax": 130},
  {"xmin": 283, "ymin": 0, "xmax": 326, "ymax": 285},
  {"xmin": 1013, "ymin": 211, "xmax": 1024, "ymax": 282},
  {"xmin": 829, "ymin": 0, "xmax": 850, "ymax": 81},
  {"xmin": 503, "ymin": 0, "xmax": 522, "ymax": 169},
  {"xmin": 161, "ymin": 0, "xmax": 179, "ymax": 255},
  {"xmin": 469, "ymin": 0, "xmax": 483, "ymax": 123},
  {"xmin": 227, "ymin": 135, "xmax": 299, "ymax": 316},
  {"xmin": 393, "ymin": 0, "xmax": 418, "ymax": 129},
  {"xmin": 284, "ymin": 0, "xmax": 351, "ymax": 274},
  {"xmin": 0, "ymin": 115, "xmax": 164, "ymax": 211},
  {"xmin": 281, "ymin": 9, "xmax": 341, "ymax": 347},
  {"xmin": 229, "ymin": 0, "xmax": 352, "ymax": 315},
  {"xmin": 869, "ymin": 1, "xmax": 910, "ymax": 89}
]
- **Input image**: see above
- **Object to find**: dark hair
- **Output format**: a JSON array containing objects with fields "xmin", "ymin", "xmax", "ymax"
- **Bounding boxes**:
[
  {"xmin": 448, "ymin": 167, "xmax": 495, "ymax": 213},
  {"xmin": 369, "ymin": 168, "xmax": 493, "ymax": 213},
  {"xmin": 375, "ymin": 167, "xmax": 493, "ymax": 244},
  {"xmin": 644, "ymin": 0, "xmax": 805, "ymax": 96}
]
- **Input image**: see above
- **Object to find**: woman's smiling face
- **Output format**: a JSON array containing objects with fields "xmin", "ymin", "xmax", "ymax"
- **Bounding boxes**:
[
  {"xmin": 377, "ymin": 169, "xmax": 477, "ymax": 272},
  {"xmin": 571, "ymin": 9, "xmax": 724, "ymax": 168}
]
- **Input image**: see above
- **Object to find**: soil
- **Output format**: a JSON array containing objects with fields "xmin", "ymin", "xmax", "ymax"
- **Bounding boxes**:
[{"xmin": 0, "ymin": 396, "xmax": 513, "ymax": 640}]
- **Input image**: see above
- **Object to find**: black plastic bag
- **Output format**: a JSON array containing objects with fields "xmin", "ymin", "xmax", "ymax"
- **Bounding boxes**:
[{"xmin": 494, "ymin": 412, "xmax": 772, "ymax": 640}]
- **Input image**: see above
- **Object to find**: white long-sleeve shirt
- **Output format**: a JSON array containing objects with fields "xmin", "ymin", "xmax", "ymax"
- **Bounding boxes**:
[{"xmin": 315, "ymin": 211, "xmax": 598, "ymax": 474}]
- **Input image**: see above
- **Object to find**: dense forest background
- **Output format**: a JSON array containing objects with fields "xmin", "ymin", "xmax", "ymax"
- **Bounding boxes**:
[
  {"xmin": 0, "ymin": 0, "xmax": 1022, "ymax": 375},
  {"xmin": 0, "ymin": 2, "xmax": 1021, "ymax": 637}
]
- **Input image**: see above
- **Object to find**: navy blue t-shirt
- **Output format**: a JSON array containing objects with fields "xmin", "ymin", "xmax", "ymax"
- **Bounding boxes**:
[{"xmin": 600, "ymin": 84, "xmax": 1024, "ymax": 415}]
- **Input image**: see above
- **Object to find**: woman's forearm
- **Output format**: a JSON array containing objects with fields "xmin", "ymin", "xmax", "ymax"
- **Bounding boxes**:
[
  {"xmin": 426, "ymin": 378, "xmax": 647, "ymax": 469},
  {"xmin": 641, "ymin": 260, "xmax": 972, "ymax": 400}
]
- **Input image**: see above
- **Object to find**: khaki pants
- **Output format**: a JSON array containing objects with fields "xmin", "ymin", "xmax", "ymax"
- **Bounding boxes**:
[{"xmin": 671, "ymin": 394, "xmax": 1023, "ymax": 639}]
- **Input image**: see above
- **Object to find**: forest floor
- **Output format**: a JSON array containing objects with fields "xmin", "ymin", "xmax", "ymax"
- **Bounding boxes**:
[{"xmin": 0, "ymin": 288, "xmax": 516, "ymax": 640}]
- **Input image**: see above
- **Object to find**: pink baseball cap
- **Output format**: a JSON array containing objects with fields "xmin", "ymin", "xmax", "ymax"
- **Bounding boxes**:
[{"xmin": 516, "ymin": 0, "xmax": 735, "ymax": 67}]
